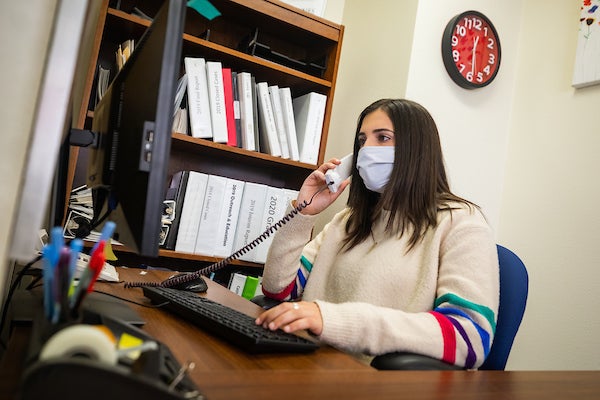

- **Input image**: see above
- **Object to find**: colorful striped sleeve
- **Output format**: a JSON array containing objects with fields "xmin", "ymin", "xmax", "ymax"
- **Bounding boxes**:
[
  {"xmin": 262, "ymin": 254, "xmax": 313, "ymax": 301},
  {"xmin": 429, "ymin": 293, "xmax": 496, "ymax": 369}
]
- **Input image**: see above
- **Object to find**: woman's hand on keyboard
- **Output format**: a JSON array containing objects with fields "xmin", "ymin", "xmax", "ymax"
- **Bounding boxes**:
[{"xmin": 255, "ymin": 301, "xmax": 323, "ymax": 336}]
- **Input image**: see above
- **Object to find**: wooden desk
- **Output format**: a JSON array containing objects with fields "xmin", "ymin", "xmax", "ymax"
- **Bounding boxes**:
[
  {"xmin": 193, "ymin": 370, "xmax": 600, "ymax": 400},
  {"xmin": 0, "ymin": 267, "xmax": 368, "ymax": 398},
  {"xmin": 98, "ymin": 267, "xmax": 370, "ymax": 372},
  {"xmin": 2, "ymin": 267, "xmax": 600, "ymax": 399}
]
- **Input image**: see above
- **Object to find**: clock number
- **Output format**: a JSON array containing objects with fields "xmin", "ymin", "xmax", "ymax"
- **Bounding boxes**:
[
  {"xmin": 488, "ymin": 53, "xmax": 496, "ymax": 65},
  {"xmin": 451, "ymin": 35, "xmax": 458, "ymax": 46},
  {"xmin": 483, "ymin": 65, "xmax": 491, "ymax": 75},
  {"xmin": 453, "ymin": 49, "xmax": 460, "ymax": 62},
  {"xmin": 466, "ymin": 71, "xmax": 473, "ymax": 82},
  {"xmin": 487, "ymin": 38, "xmax": 495, "ymax": 49},
  {"xmin": 476, "ymin": 72, "xmax": 484, "ymax": 83},
  {"xmin": 463, "ymin": 17, "xmax": 482, "ymax": 31},
  {"xmin": 455, "ymin": 25, "xmax": 466, "ymax": 37}
]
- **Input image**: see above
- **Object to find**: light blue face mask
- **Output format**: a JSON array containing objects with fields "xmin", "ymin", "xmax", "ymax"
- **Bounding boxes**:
[{"xmin": 356, "ymin": 146, "xmax": 395, "ymax": 193}]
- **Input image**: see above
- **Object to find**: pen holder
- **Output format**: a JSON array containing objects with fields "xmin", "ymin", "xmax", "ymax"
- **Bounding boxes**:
[
  {"xmin": 24, "ymin": 308, "xmax": 84, "ymax": 367},
  {"xmin": 20, "ymin": 309, "xmax": 203, "ymax": 400}
]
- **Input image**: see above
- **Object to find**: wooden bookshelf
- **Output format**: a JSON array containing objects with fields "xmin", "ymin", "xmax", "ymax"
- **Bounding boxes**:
[{"xmin": 67, "ymin": 0, "xmax": 343, "ymax": 273}]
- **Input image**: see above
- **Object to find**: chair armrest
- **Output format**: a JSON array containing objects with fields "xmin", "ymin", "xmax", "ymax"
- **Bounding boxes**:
[
  {"xmin": 370, "ymin": 352, "xmax": 464, "ymax": 370},
  {"xmin": 250, "ymin": 295, "xmax": 282, "ymax": 310}
]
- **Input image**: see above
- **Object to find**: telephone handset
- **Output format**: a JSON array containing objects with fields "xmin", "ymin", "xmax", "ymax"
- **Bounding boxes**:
[
  {"xmin": 124, "ymin": 156, "xmax": 352, "ymax": 290},
  {"xmin": 324, "ymin": 153, "xmax": 353, "ymax": 193}
]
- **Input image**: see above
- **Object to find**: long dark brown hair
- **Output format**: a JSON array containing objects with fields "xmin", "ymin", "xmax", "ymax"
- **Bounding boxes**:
[{"xmin": 343, "ymin": 99, "xmax": 476, "ymax": 251}]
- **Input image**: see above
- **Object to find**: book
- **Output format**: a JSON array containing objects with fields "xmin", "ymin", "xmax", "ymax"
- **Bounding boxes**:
[
  {"xmin": 206, "ymin": 61, "xmax": 228, "ymax": 143},
  {"xmin": 282, "ymin": 188, "xmax": 300, "ymax": 207},
  {"xmin": 221, "ymin": 67, "xmax": 237, "ymax": 147},
  {"xmin": 232, "ymin": 182, "xmax": 268, "ymax": 262},
  {"xmin": 241, "ymin": 275, "xmax": 260, "ymax": 300},
  {"xmin": 173, "ymin": 73, "xmax": 188, "ymax": 116},
  {"xmin": 174, "ymin": 171, "xmax": 209, "ymax": 253},
  {"xmin": 96, "ymin": 64, "xmax": 110, "ymax": 105},
  {"xmin": 228, "ymin": 272, "xmax": 247, "ymax": 296},
  {"xmin": 251, "ymin": 75, "xmax": 260, "ymax": 152},
  {"xmin": 279, "ymin": 87, "xmax": 300, "ymax": 161},
  {"xmin": 236, "ymin": 72, "xmax": 256, "ymax": 151},
  {"xmin": 253, "ymin": 186, "xmax": 289, "ymax": 264},
  {"xmin": 268, "ymin": 85, "xmax": 290, "ymax": 159},
  {"xmin": 212, "ymin": 178, "xmax": 245, "ymax": 258},
  {"xmin": 194, "ymin": 174, "xmax": 227, "ymax": 256},
  {"xmin": 172, "ymin": 107, "xmax": 188, "ymax": 135},
  {"xmin": 231, "ymin": 71, "xmax": 243, "ymax": 148},
  {"xmin": 184, "ymin": 57, "xmax": 213, "ymax": 139},
  {"xmin": 116, "ymin": 39, "xmax": 134, "ymax": 70},
  {"xmin": 162, "ymin": 170, "xmax": 190, "ymax": 250},
  {"xmin": 293, "ymin": 92, "xmax": 327, "ymax": 165},
  {"xmin": 256, "ymin": 81, "xmax": 282, "ymax": 157},
  {"xmin": 254, "ymin": 276, "xmax": 263, "ymax": 297}
]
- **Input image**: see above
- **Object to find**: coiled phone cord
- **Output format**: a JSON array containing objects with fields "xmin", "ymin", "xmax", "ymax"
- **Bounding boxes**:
[{"xmin": 124, "ymin": 188, "xmax": 325, "ymax": 289}]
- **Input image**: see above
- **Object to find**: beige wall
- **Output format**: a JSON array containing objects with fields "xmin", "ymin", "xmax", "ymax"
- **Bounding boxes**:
[
  {"xmin": 500, "ymin": 0, "xmax": 600, "ymax": 370},
  {"xmin": 319, "ymin": 0, "xmax": 419, "ymax": 230}
]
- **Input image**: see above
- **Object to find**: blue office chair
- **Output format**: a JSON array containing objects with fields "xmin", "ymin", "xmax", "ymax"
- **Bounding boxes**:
[
  {"xmin": 371, "ymin": 244, "xmax": 529, "ymax": 370},
  {"xmin": 252, "ymin": 244, "xmax": 529, "ymax": 371}
]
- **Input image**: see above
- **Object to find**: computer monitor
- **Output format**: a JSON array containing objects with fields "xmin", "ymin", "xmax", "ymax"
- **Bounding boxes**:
[
  {"xmin": 7, "ymin": 1, "xmax": 96, "ymax": 264},
  {"xmin": 86, "ymin": 0, "xmax": 186, "ymax": 257}
]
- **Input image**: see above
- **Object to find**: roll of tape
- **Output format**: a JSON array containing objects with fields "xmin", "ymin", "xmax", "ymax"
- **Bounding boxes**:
[{"xmin": 39, "ymin": 324, "xmax": 118, "ymax": 365}]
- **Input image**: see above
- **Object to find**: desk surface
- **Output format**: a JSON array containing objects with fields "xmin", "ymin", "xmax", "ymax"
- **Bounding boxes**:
[
  {"xmin": 101, "ymin": 267, "xmax": 370, "ymax": 371},
  {"xmin": 193, "ymin": 370, "xmax": 600, "ymax": 400},
  {"xmin": 2, "ymin": 267, "xmax": 600, "ymax": 399}
]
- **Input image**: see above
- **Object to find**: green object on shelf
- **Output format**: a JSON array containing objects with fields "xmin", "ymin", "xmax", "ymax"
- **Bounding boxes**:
[{"xmin": 187, "ymin": 0, "xmax": 221, "ymax": 20}]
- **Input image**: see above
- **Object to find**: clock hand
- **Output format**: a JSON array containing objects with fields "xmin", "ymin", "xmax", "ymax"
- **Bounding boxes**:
[{"xmin": 471, "ymin": 36, "xmax": 479, "ymax": 76}]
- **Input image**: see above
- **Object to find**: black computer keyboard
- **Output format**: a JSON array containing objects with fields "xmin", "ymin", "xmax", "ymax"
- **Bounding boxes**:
[{"xmin": 142, "ymin": 286, "xmax": 319, "ymax": 353}]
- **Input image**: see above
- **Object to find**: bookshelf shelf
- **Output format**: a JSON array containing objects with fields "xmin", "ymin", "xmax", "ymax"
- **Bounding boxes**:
[
  {"xmin": 108, "ymin": 243, "xmax": 263, "ymax": 268},
  {"xmin": 171, "ymin": 133, "xmax": 316, "ymax": 170},
  {"xmin": 69, "ymin": 0, "xmax": 343, "ymax": 276}
]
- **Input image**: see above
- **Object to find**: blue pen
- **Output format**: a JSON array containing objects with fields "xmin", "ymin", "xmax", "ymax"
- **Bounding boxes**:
[
  {"xmin": 50, "ymin": 226, "xmax": 64, "ymax": 253},
  {"xmin": 42, "ymin": 227, "xmax": 63, "ymax": 321},
  {"xmin": 92, "ymin": 221, "xmax": 116, "ymax": 253},
  {"xmin": 68, "ymin": 239, "xmax": 83, "ymax": 284},
  {"xmin": 41, "ymin": 245, "xmax": 56, "ymax": 320}
]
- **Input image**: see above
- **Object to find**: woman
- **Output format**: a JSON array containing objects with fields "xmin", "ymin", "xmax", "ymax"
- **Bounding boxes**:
[{"xmin": 255, "ymin": 98, "xmax": 499, "ymax": 369}]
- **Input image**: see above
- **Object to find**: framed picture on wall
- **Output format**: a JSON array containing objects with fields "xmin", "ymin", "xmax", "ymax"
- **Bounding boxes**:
[{"xmin": 572, "ymin": 0, "xmax": 600, "ymax": 88}]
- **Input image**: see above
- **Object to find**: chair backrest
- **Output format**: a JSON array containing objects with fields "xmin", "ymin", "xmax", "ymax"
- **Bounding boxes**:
[{"xmin": 479, "ymin": 244, "xmax": 529, "ymax": 370}]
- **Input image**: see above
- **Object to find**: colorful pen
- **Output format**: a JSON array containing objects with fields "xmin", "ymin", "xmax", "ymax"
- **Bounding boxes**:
[
  {"xmin": 70, "ymin": 241, "xmax": 106, "ymax": 316},
  {"xmin": 42, "ymin": 227, "xmax": 63, "ymax": 321},
  {"xmin": 52, "ymin": 248, "xmax": 71, "ymax": 324},
  {"xmin": 86, "ymin": 241, "xmax": 106, "ymax": 293}
]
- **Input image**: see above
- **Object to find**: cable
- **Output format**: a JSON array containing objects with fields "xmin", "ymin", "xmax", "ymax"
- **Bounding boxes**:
[
  {"xmin": 0, "ymin": 255, "xmax": 42, "ymax": 350},
  {"xmin": 124, "ymin": 187, "xmax": 326, "ymax": 289},
  {"xmin": 92, "ymin": 289, "xmax": 169, "ymax": 309}
]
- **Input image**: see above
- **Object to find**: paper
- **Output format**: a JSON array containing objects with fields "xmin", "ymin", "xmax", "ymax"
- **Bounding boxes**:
[{"xmin": 280, "ymin": 0, "xmax": 326, "ymax": 17}]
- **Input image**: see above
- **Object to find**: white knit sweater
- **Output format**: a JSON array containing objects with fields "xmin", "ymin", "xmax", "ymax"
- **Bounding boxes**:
[{"xmin": 261, "ymin": 202, "xmax": 499, "ymax": 368}]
